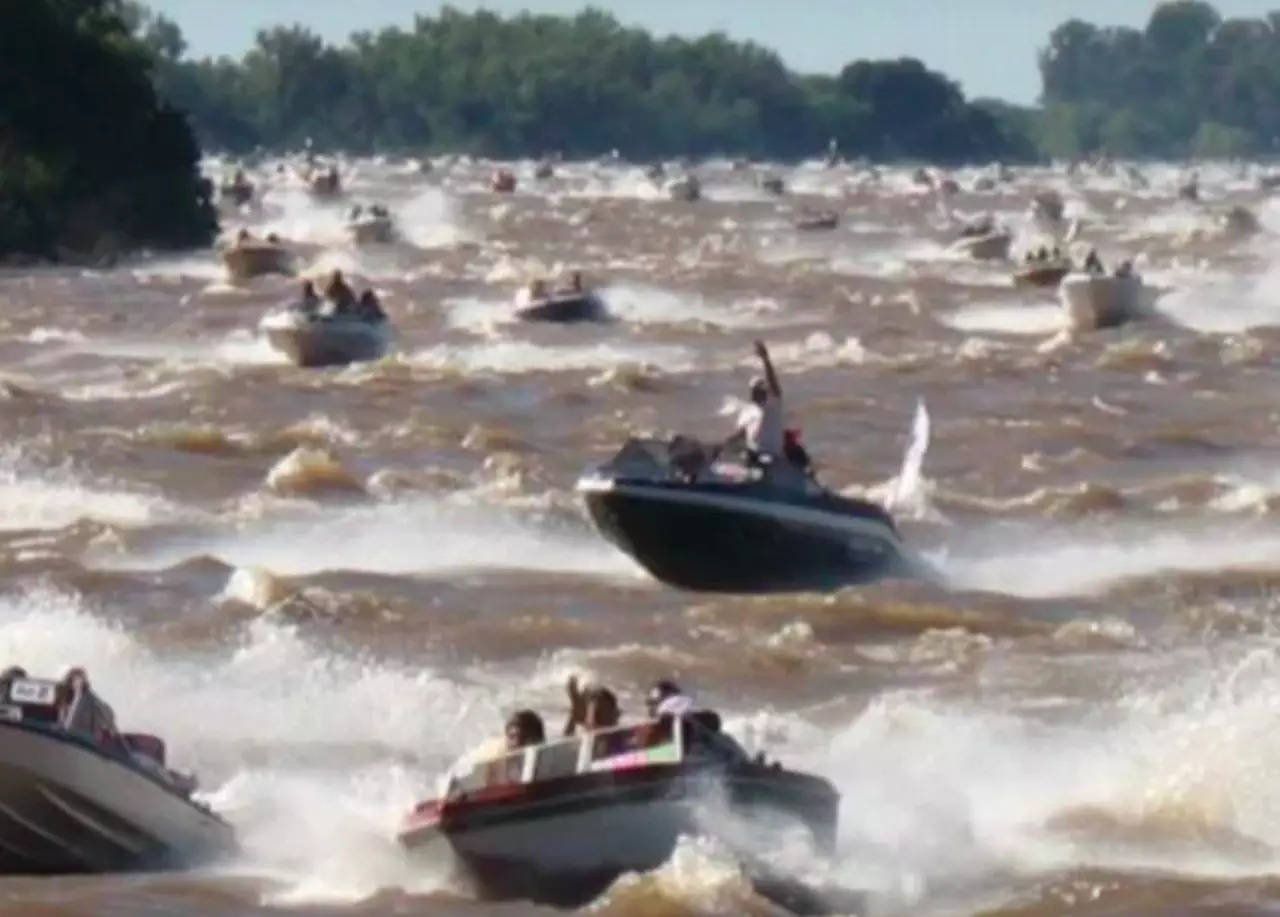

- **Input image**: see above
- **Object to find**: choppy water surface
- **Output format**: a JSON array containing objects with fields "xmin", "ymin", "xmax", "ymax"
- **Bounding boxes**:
[{"xmin": 6, "ymin": 156, "xmax": 1280, "ymax": 917}]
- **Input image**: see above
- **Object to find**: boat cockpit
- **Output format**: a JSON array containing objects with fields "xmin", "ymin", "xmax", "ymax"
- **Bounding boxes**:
[
  {"xmin": 0, "ymin": 674, "xmax": 198, "ymax": 797},
  {"xmin": 580, "ymin": 436, "xmax": 821, "ymax": 494},
  {"xmin": 435, "ymin": 711, "xmax": 750, "ymax": 805}
]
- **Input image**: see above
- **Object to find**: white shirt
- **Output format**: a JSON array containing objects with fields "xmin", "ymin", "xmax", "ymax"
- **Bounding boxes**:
[
  {"xmin": 655, "ymin": 694, "xmax": 694, "ymax": 716},
  {"xmin": 736, "ymin": 397, "xmax": 784, "ymax": 456}
]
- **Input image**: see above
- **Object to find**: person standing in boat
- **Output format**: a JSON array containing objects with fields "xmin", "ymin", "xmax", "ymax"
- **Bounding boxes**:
[
  {"xmin": 563, "ymin": 676, "xmax": 621, "ymax": 737},
  {"xmin": 324, "ymin": 269, "xmax": 356, "ymax": 313},
  {"xmin": 725, "ymin": 340, "xmax": 786, "ymax": 474}
]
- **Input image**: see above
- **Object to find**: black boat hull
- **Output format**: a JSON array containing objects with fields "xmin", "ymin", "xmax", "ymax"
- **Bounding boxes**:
[
  {"xmin": 0, "ymin": 722, "xmax": 233, "ymax": 875},
  {"xmin": 513, "ymin": 292, "xmax": 608, "ymax": 324},
  {"xmin": 581, "ymin": 479, "xmax": 904, "ymax": 593}
]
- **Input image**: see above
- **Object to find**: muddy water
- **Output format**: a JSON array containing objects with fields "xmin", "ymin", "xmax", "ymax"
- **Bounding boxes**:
[{"xmin": 2, "ymin": 158, "xmax": 1280, "ymax": 917}]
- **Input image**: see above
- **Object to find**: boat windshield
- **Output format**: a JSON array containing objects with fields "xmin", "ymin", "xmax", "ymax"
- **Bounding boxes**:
[
  {"xmin": 585, "ymin": 436, "xmax": 820, "ymax": 494},
  {"xmin": 0, "ymin": 677, "xmax": 62, "ymax": 726},
  {"xmin": 441, "ymin": 713, "xmax": 745, "ymax": 801},
  {"xmin": 0, "ymin": 676, "xmax": 118, "ymax": 745}
]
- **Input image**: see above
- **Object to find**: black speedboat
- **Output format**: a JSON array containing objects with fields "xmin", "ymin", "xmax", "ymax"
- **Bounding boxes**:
[
  {"xmin": 512, "ymin": 289, "xmax": 610, "ymax": 324},
  {"xmin": 576, "ymin": 437, "xmax": 906, "ymax": 592},
  {"xmin": 0, "ymin": 675, "xmax": 234, "ymax": 874},
  {"xmin": 397, "ymin": 711, "xmax": 838, "ymax": 908}
]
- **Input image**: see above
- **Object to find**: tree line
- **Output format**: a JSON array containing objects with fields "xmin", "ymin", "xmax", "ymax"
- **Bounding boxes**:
[
  {"xmin": 132, "ymin": 3, "xmax": 1034, "ymax": 163},
  {"xmin": 10, "ymin": 0, "xmax": 1280, "ymax": 262},
  {"xmin": 134, "ymin": 0, "xmax": 1280, "ymax": 163},
  {"xmin": 0, "ymin": 0, "xmax": 215, "ymax": 262},
  {"xmin": 1037, "ymin": 0, "xmax": 1280, "ymax": 158}
]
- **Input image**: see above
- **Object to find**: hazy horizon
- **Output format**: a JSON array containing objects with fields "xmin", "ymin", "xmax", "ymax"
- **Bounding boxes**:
[{"xmin": 148, "ymin": 0, "xmax": 1280, "ymax": 105}]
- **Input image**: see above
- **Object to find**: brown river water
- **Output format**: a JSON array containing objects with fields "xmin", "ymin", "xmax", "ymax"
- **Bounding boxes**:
[{"xmin": 4, "ymin": 157, "xmax": 1280, "ymax": 917}]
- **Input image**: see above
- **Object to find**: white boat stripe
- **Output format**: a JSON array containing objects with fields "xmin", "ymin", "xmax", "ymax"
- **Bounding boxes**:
[{"xmin": 576, "ymin": 478, "xmax": 902, "ymax": 547}]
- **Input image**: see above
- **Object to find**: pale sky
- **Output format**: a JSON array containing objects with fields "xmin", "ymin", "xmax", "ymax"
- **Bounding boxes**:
[{"xmin": 149, "ymin": 0, "xmax": 1280, "ymax": 104}]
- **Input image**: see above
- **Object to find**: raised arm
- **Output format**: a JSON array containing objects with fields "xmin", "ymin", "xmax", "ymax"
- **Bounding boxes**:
[
  {"xmin": 753, "ymin": 340, "xmax": 782, "ymax": 397},
  {"xmin": 562, "ymin": 675, "xmax": 585, "ymax": 737}
]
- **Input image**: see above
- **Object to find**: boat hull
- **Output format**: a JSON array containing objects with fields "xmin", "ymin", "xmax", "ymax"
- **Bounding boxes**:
[
  {"xmin": 399, "ymin": 764, "xmax": 836, "ymax": 907},
  {"xmin": 513, "ymin": 292, "xmax": 608, "ymax": 324},
  {"xmin": 580, "ymin": 478, "xmax": 903, "ymax": 592},
  {"xmin": 262, "ymin": 317, "xmax": 391, "ymax": 368},
  {"xmin": 220, "ymin": 244, "xmax": 294, "ymax": 281},
  {"xmin": 1013, "ymin": 262, "xmax": 1070, "ymax": 289},
  {"xmin": 0, "ymin": 722, "xmax": 232, "ymax": 875},
  {"xmin": 406, "ymin": 795, "xmax": 683, "ymax": 906},
  {"xmin": 1059, "ymin": 272, "xmax": 1147, "ymax": 331},
  {"xmin": 347, "ymin": 218, "xmax": 395, "ymax": 245}
]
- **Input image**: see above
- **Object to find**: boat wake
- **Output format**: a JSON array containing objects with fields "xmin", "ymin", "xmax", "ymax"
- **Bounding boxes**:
[
  {"xmin": 6, "ymin": 572, "xmax": 1280, "ymax": 910},
  {"xmin": 85, "ymin": 492, "xmax": 642, "ymax": 582}
]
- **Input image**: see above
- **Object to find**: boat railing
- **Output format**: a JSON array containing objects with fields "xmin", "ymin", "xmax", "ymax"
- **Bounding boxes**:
[
  {"xmin": 444, "ymin": 712, "xmax": 736, "ymax": 801},
  {"xmin": 588, "ymin": 436, "xmax": 813, "ymax": 490}
]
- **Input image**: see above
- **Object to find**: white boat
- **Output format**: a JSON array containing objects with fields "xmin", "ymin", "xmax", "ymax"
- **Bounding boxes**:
[
  {"xmin": 397, "ymin": 711, "xmax": 838, "ymax": 907},
  {"xmin": 0, "ymin": 675, "xmax": 232, "ymax": 874},
  {"xmin": 346, "ymin": 214, "xmax": 396, "ymax": 245},
  {"xmin": 259, "ymin": 306, "xmax": 392, "ymax": 368},
  {"xmin": 219, "ymin": 240, "xmax": 295, "ymax": 281},
  {"xmin": 1059, "ymin": 270, "xmax": 1149, "ymax": 331}
]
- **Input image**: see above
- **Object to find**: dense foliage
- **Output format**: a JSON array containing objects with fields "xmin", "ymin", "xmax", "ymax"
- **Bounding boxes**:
[
  {"xmin": 1037, "ymin": 0, "xmax": 1280, "ymax": 158},
  {"xmin": 0, "ymin": 0, "xmax": 216, "ymax": 261},
  {"xmin": 11, "ymin": 0, "xmax": 1277, "ymax": 261},
  {"xmin": 130, "ymin": 4, "xmax": 1035, "ymax": 164}
]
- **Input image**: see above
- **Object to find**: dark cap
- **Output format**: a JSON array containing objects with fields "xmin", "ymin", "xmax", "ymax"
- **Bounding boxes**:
[{"xmin": 647, "ymin": 679, "xmax": 680, "ymax": 704}]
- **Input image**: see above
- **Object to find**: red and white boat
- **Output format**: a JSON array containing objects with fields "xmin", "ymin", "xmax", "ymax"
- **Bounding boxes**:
[{"xmin": 396, "ymin": 711, "xmax": 839, "ymax": 907}]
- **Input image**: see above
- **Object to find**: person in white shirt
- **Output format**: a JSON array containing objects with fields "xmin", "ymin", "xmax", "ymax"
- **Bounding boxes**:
[
  {"xmin": 645, "ymin": 679, "xmax": 694, "ymax": 718},
  {"xmin": 725, "ymin": 339, "xmax": 785, "ymax": 469}
]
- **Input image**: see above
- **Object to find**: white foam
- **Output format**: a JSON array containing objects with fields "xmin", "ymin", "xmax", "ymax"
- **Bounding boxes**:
[
  {"xmin": 0, "ymin": 451, "xmax": 173, "ymax": 531},
  {"xmin": 89, "ymin": 493, "xmax": 644, "ymax": 582},
  {"xmin": 410, "ymin": 339, "xmax": 695, "ymax": 375},
  {"xmin": 933, "ymin": 523, "xmax": 1280, "ymax": 599},
  {"xmin": 770, "ymin": 641, "xmax": 1280, "ymax": 907},
  {"xmin": 941, "ymin": 302, "xmax": 1065, "ymax": 336},
  {"xmin": 0, "ymin": 587, "xmax": 495, "ymax": 902}
]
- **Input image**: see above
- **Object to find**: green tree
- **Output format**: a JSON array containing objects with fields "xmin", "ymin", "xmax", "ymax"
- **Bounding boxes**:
[
  {"xmin": 1038, "ymin": 1, "xmax": 1280, "ymax": 158},
  {"xmin": 0, "ymin": 0, "xmax": 215, "ymax": 261},
  {"xmin": 131, "ymin": 4, "xmax": 1037, "ymax": 164}
]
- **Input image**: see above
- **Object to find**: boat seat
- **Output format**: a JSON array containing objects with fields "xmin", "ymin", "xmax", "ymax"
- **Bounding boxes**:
[
  {"xmin": 123, "ymin": 732, "xmax": 167, "ymax": 766},
  {"xmin": 531, "ymin": 739, "xmax": 580, "ymax": 781},
  {"xmin": 691, "ymin": 710, "xmax": 722, "ymax": 733},
  {"xmin": 484, "ymin": 753, "xmax": 525, "ymax": 787}
]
